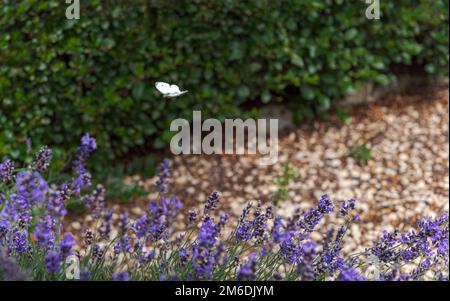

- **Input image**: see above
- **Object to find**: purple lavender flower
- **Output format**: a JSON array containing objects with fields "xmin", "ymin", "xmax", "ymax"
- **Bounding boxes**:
[
  {"xmin": 215, "ymin": 212, "xmax": 229, "ymax": 236},
  {"xmin": 297, "ymin": 241, "xmax": 317, "ymax": 281},
  {"xmin": 8, "ymin": 195, "xmax": 28, "ymax": 223},
  {"xmin": 0, "ymin": 200, "xmax": 14, "ymax": 241},
  {"xmin": 235, "ymin": 202, "xmax": 253, "ymax": 241},
  {"xmin": 340, "ymin": 198, "xmax": 356, "ymax": 217},
  {"xmin": 71, "ymin": 166, "xmax": 92, "ymax": 195},
  {"xmin": 139, "ymin": 250, "xmax": 155, "ymax": 264},
  {"xmin": 285, "ymin": 208, "xmax": 302, "ymax": 231},
  {"xmin": 370, "ymin": 212, "xmax": 449, "ymax": 276},
  {"xmin": 72, "ymin": 134, "xmax": 97, "ymax": 194},
  {"xmin": 45, "ymin": 250, "xmax": 61, "ymax": 274},
  {"xmin": 81, "ymin": 134, "xmax": 97, "ymax": 151},
  {"xmin": 29, "ymin": 146, "xmax": 52, "ymax": 173},
  {"xmin": 273, "ymin": 272, "xmax": 283, "ymax": 281},
  {"xmin": 133, "ymin": 215, "xmax": 148, "ymax": 239},
  {"xmin": 279, "ymin": 234, "xmax": 300, "ymax": 264},
  {"xmin": 157, "ymin": 196, "xmax": 183, "ymax": 221},
  {"xmin": 0, "ymin": 158, "xmax": 14, "ymax": 182},
  {"xmin": 155, "ymin": 159, "xmax": 171, "ymax": 194},
  {"xmin": 239, "ymin": 202, "xmax": 253, "ymax": 224},
  {"xmin": 98, "ymin": 209, "xmax": 113, "ymax": 239},
  {"xmin": 80, "ymin": 270, "xmax": 91, "ymax": 281},
  {"xmin": 11, "ymin": 230, "xmax": 29, "ymax": 255},
  {"xmin": 371, "ymin": 230, "xmax": 400, "ymax": 262},
  {"xmin": 187, "ymin": 209, "xmax": 198, "ymax": 225},
  {"xmin": 92, "ymin": 244, "xmax": 105, "ymax": 261},
  {"xmin": 0, "ymin": 220, "xmax": 7, "ymax": 242},
  {"xmin": 179, "ymin": 248, "xmax": 189, "ymax": 267},
  {"xmin": 271, "ymin": 216, "xmax": 291, "ymax": 243},
  {"xmin": 133, "ymin": 197, "xmax": 182, "ymax": 241},
  {"xmin": 34, "ymin": 215, "xmax": 55, "ymax": 250},
  {"xmin": 298, "ymin": 194, "xmax": 334, "ymax": 234},
  {"xmin": 114, "ymin": 235, "xmax": 132, "ymax": 255},
  {"xmin": 237, "ymin": 253, "xmax": 258, "ymax": 281},
  {"xmin": 235, "ymin": 201, "xmax": 270, "ymax": 244},
  {"xmin": 0, "ymin": 251, "xmax": 28, "ymax": 280},
  {"xmin": 337, "ymin": 264, "xmax": 366, "ymax": 281},
  {"xmin": 381, "ymin": 267, "xmax": 400, "ymax": 281},
  {"xmin": 192, "ymin": 218, "xmax": 217, "ymax": 279},
  {"xmin": 235, "ymin": 221, "xmax": 253, "ymax": 241},
  {"xmin": 73, "ymin": 134, "xmax": 97, "ymax": 170},
  {"xmin": 340, "ymin": 202, "xmax": 349, "ymax": 217},
  {"xmin": 315, "ymin": 225, "xmax": 347, "ymax": 275},
  {"xmin": 402, "ymin": 249, "xmax": 415, "ymax": 261},
  {"xmin": 46, "ymin": 185, "xmax": 69, "ymax": 219},
  {"xmin": 260, "ymin": 247, "xmax": 270, "ymax": 257},
  {"xmin": 113, "ymin": 272, "xmax": 129, "ymax": 281},
  {"xmin": 417, "ymin": 214, "xmax": 449, "ymax": 257},
  {"xmin": 113, "ymin": 213, "xmax": 132, "ymax": 254},
  {"xmin": 265, "ymin": 205, "xmax": 273, "ymax": 220},
  {"xmin": 120, "ymin": 235, "xmax": 132, "ymax": 252},
  {"xmin": 348, "ymin": 198, "xmax": 356, "ymax": 210},
  {"xmin": 203, "ymin": 191, "xmax": 220, "ymax": 218},
  {"xmin": 82, "ymin": 184, "xmax": 106, "ymax": 217},
  {"xmin": 14, "ymin": 171, "xmax": 48, "ymax": 209},
  {"xmin": 8, "ymin": 172, "xmax": 47, "ymax": 230},
  {"xmin": 251, "ymin": 201, "xmax": 269, "ymax": 244},
  {"xmin": 60, "ymin": 232, "xmax": 75, "ymax": 258},
  {"xmin": 113, "ymin": 243, "xmax": 121, "ymax": 255},
  {"xmin": 399, "ymin": 214, "xmax": 449, "ymax": 271},
  {"xmin": 436, "ymin": 270, "xmax": 449, "ymax": 281}
]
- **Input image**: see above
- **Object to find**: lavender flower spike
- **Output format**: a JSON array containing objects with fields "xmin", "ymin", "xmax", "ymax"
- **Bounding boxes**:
[
  {"xmin": 0, "ymin": 159, "xmax": 14, "ymax": 182},
  {"xmin": 0, "ymin": 251, "xmax": 28, "ymax": 280},
  {"xmin": 203, "ymin": 191, "xmax": 220, "ymax": 218},
  {"xmin": 29, "ymin": 146, "xmax": 52, "ymax": 173},
  {"xmin": 155, "ymin": 158, "xmax": 171, "ymax": 194}
]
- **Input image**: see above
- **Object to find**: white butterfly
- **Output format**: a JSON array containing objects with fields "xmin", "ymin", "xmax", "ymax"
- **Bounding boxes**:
[{"xmin": 155, "ymin": 81, "xmax": 188, "ymax": 98}]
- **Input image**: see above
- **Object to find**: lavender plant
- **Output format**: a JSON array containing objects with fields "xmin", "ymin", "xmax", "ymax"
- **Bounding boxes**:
[{"xmin": 0, "ymin": 135, "xmax": 448, "ymax": 281}]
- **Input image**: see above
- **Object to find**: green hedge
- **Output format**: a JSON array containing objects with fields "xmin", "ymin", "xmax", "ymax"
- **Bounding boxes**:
[{"xmin": 1, "ymin": 0, "xmax": 448, "ymax": 165}]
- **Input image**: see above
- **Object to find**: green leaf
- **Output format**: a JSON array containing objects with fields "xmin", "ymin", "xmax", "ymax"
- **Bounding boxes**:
[
  {"xmin": 261, "ymin": 91, "xmax": 271, "ymax": 104},
  {"xmin": 237, "ymin": 85, "xmax": 250, "ymax": 99}
]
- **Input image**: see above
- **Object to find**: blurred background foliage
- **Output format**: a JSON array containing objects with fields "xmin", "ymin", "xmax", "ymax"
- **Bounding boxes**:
[{"xmin": 0, "ymin": 0, "xmax": 448, "ymax": 173}]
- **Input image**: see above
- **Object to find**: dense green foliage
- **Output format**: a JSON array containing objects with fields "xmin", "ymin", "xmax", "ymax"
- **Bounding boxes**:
[{"xmin": 1, "ymin": 0, "xmax": 448, "ymax": 165}]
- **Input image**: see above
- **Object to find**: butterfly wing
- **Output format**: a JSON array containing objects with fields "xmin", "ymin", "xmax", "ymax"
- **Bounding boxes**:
[
  {"xmin": 155, "ymin": 82, "xmax": 172, "ymax": 94},
  {"xmin": 169, "ymin": 84, "xmax": 181, "ymax": 93},
  {"xmin": 156, "ymin": 82, "xmax": 188, "ymax": 97},
  {"xmin": 166, "ymin": 90, "xmax": 188, "ymax": 98}
]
